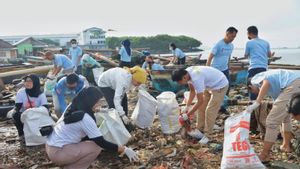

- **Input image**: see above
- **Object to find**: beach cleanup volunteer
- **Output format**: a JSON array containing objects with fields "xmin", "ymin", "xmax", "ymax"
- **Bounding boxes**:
[
  {"xmin": 46, "ymin": 87, "xmax": 139, "ymax": 169},
  {"xmin": 206, "ymin": 27, "xmax": 238, "ymax": 89},
  {"xmin": 68, "ymin": 39, "xmax": 83, "ymax": 74},
  {"xmin": 119, "ymin": 39, "xmax": 133, "ymax": 68},
  {"xmin": 243, "ymin": 26, "xmax": 274, "ymax": 100},
  {"xmin": 141, "ymin": 51, "xmax": 165, "ymax": 71},
  {"xmin": 12, "ymin": 74, "xmax": 48, "ymax": 138},
  {"xmin": 169, "ymin": 43, "xmax": 186, "ymax": 65},
  {"xmin": 98, "ymin": 66, "xmax": 147, "ymax": 126},
  {"xmin": 246, "ymin": 69, "xmax": 300, "ymax": 162},
  {"xmin": 53, "ymin": 73, "xmax": 88, "ymax": 118},
  {"xmin": 172, "ymin": 66, "xmax": 229, "ymax": 137},
  {"xmin": 42, "ymin": 51, "xmax": 74, "ymax": 78},
  {"xmin": 81, "ymin": 54, "xmax": 101, "ymax": 85}
]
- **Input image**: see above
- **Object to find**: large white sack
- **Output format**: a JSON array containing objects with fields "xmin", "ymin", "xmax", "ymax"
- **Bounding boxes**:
[
  {"xmin": 221, "ymin": 111, "xmax": 265, "ymax": 169},
  {"xmin": 21, "ymin": 106, "xmax": 55, "ymax": 146},
  {"xmin": 157, "ymin": 92, "xmax": 180, "ymax": 134},
  {"xmin": 131, "ymin": 90, "xmax": 157, "ymax": 129},
  {"xmin": 44, "ymin": 78, "xmax": 56, "ymax": 96},
  {"xmin": 95, "ymin": 109, "xmax": 131, "ymax": 146},
  {"xmin": 92, "ymin": 67, "xmax": 104, "ymax": 83}
]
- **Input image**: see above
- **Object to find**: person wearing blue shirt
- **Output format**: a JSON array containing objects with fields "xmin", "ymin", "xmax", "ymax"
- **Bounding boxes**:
[
  {"xmin": 169, "ymin": 43, "xmax": 186, "ymax": 65},
  {"xmin": 52, "ymin": 73, "xmax": 88, "ymax": 118},
  {"xmin": 243, "ymin": 26, "xmax": 274, "ymax": 100},
  {"xmin": 206, "ymin": 27, "xmax": 238, "ymax": 95},
  {"xmin": 246, "ymin": 69, "xmax": 300, "ymax": 163},
  {"xmin": 141, "ymin": 51, "xmax": 165, "ymax": 71},
  {"xmin": 42, "ymin": 51, "xmax": 74, "ymax": 77},
  {"xmin": 69, "ymin": 39, "xmax": 83, "ymax": 74},
  {"xmin": 119, "ymin": 39, "xmax": 133, "ymax": 68}
]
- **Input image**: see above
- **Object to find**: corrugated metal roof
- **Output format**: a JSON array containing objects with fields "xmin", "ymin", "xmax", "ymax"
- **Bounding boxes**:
[{"xmin": 0, "ymin": 39, "xmax": 14, "ymax": 48}]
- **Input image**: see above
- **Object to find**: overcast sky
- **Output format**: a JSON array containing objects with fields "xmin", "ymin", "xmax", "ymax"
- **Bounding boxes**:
[{"xmin": 0, "ymin": 0, "xmax": 299, "ymax": 48}]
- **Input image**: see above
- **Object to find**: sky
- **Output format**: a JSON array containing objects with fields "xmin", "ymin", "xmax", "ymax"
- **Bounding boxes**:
[{"xmin": 0, "ymin": 0, "xmax": 299, "ymax": 48}]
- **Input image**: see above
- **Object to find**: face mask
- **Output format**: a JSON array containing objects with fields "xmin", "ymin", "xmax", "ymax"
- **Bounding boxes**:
[
  {"xmin": 169, "ymin": 47, "xmax": 173, "ymax": 51},
  {"xmin": 71, "ymin": 44, "xmax": 77, "ymax": 48}
]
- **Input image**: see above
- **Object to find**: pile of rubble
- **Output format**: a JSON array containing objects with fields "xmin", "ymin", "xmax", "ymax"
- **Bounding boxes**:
[{"xmin": 1, "ymin": 82, "xmax": 300, "ymax": 169}]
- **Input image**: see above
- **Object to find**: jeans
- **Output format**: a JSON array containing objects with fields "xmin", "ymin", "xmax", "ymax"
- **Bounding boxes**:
[
  {"xmin": 248, "ymin": 67, "xmax": 267, "ymax": 100},
  {"xmin": 177, "ymin": 57, "xmax": 186, "ymax": 65}
]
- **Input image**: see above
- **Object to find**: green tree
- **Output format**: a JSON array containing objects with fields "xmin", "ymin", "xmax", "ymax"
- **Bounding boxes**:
[{"xmin": 106, "ymin": 35, "xmax": 202, "ymax": 53}]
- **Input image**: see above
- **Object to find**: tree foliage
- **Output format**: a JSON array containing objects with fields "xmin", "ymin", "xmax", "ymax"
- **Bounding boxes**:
[{"xmin": 106, "ymin": 35, "xmax": 202, "ymax": 53}]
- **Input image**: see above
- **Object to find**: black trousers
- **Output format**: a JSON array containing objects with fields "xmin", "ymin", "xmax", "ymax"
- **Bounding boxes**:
[
  {"xmin": 119, "ymin": 61, "xmax": 133, "ymax": 68},
  {"xmin": 247, "ymin": 67, "xmax": 267, "ymax": 100},
  {"xmin": 99, "ymin": 87, "xmax": 128, "ymax": 116},
  {"xmin": 13, "ymin": 111, "xmax": 24, "ymax": 136}
]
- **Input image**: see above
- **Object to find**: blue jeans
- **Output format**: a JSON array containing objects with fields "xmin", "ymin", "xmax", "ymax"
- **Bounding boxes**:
[
  {"xmin": 177, "ymin": 57, "xmax": 186, "ymax": 65},
  {"xmin": 248, "ymin": 67, "xmax": 267, "ymax": 100}
]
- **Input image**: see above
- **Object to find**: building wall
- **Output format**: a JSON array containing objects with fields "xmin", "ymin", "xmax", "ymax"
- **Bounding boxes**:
[
  {"xmin": 17, "ymin": 44, "xmax": 33, "ymax": 56},
  {"xmin": 0, "ymin": 49, "xmax": 17, "ymax": 59}
]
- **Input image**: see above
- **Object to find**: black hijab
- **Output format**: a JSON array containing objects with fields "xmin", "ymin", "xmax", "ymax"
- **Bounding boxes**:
[
  {"xmin": 64, "ymin": 86, "xmax": 104, "ymax": 123},
  {"xmin": 24, "ymin": 74, "xmax": 42, "ymax": 97}
]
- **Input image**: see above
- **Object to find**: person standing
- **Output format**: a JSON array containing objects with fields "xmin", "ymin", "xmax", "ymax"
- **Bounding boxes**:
[
  {"xmin": 206, "ymin": 27, "xmax": 238, "ymax": 85},
  {"xmin": 119, "ymin": 39, "xmax": 133, "ymax": 68},
  {"xmin": 169, "ymin": 43, "xmax": 186, "ymax": 65},
  {"xmin": 244, "ymin": 26, "xmax": 274, "ymax": 100},
  {"xmin": 69, "ymin": 39, "xmax": 83, "ymax": 74},
  {"xmin": 172, "ymin": 66, "xmax": 229, "ymax": 136},
  {"xmin": 246, "ymin": 69, "xmax": 300, "ymax": 162}
]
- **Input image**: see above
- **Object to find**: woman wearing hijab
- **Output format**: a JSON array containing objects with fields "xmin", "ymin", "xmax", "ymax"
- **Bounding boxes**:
[
  {"xmin": 119, "ymin": 39, "xmax": 133, "ymax": 68},
  {"xmin": 13, "ymin": 74, "xmax": 48, "ymax": 137},
  {"xmin": 98, "ymin": 66, "xmax": 147, "ymax": 126},
  {"xmin": 46, "ymin": 87, "xmax": 139, "ymax": 169}
]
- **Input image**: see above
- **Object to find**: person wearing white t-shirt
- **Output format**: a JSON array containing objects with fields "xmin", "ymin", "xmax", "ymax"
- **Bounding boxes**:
[
  {"xmin": 46, "ymin": 87, "xmax": 139, "ymax": 169},
  {"xmin": 12, "ymin": 74, "xmax": 48, "ymax": 138},
  {"xmin": 172, "ymin": 66, "xmax": 229, "ymax": 136}
]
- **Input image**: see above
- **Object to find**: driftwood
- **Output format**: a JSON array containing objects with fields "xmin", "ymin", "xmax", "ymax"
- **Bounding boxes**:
[
  {"xmin": 87, "ymin": 52, "xmax": 119, "ymax": 67},
  {"xmin": 0, "ymin": 65, "xmax": 53, "ymax": 79}
]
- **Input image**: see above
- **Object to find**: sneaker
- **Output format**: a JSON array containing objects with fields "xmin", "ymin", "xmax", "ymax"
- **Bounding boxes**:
[
  {"xmin": 6, "ymin": 109, "xmax": 15, "ymax": 119},
  {"xmin": 198, "ymin": 135, "xmax": 210, "ymax": 144},
  {"xmin": 187, "ymin": 129, "xmax": 204, "ymax": 139}
]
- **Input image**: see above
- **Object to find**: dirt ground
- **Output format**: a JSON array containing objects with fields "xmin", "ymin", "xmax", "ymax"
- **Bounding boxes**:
[{"xmin": 1, "ymin": 85, "xmax": 300, "ymax": 169}]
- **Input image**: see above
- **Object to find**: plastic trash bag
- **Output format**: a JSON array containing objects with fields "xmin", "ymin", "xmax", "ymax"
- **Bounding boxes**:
[
  {"xmin": 21, "ymin": 106, "xmax": 55, "ymax": 146},
  {"xmin": 131, "ymin": 90, "xmax": 157, "ymax": 129},
  {"xmin": 44, "ymin": 78, "xmax": 57, "ymax": 96},
  {"xmin": 92, "ymin": 67, "xmax": 104, "ymax": 83},
  {"xmin": 95, "ymin": 109, "xmax": 131, "ymax": 145},
  {"xmin": 221, "ymin": 111, "xmax": 265, "ymax": 169},
  {"xmin": 157, "ymin": 92, "xmax": 181, "ymax": 134}
]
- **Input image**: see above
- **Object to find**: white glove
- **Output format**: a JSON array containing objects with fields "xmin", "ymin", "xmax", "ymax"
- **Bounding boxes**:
[
  {"xmin": 182, "ymin": 113, "xmax": 189, "ymax": 121},
  {"xmin": 246, "ymin": 101, "xmax": 260, "ymax": 113},
  {"xmin": 121, "ymin": 115, "xmax": 130, "ymax": 125},
  {"xmin": 124, "ymin": 147, "xmax": 139, "ymax": 162}
]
